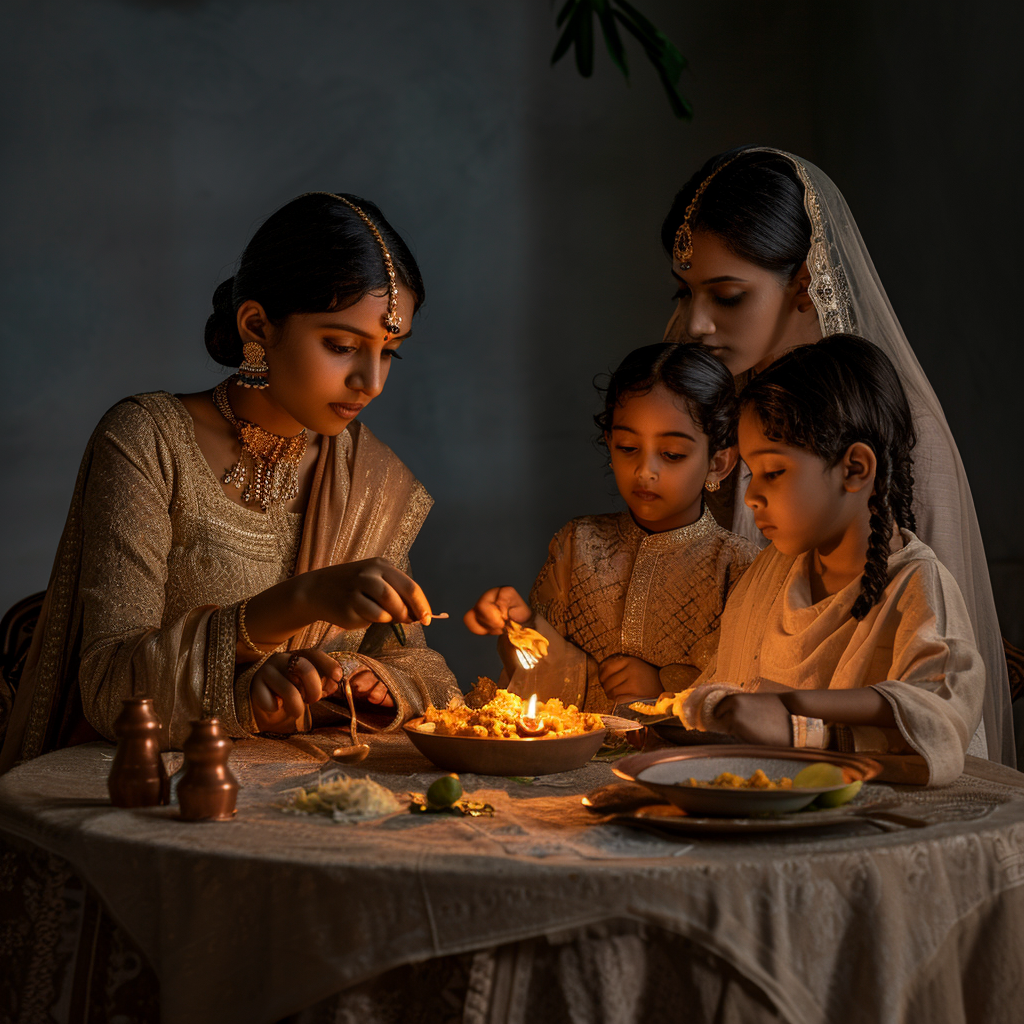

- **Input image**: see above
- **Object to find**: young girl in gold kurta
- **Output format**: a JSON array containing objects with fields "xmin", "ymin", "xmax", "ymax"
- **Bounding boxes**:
[
  {"xmin": 465, "ymin": 343, "xmax": 757, "ymax": 713},
  {"xmin": 678, "ymin": 335, "xmax": 984, "ymax": 785}
]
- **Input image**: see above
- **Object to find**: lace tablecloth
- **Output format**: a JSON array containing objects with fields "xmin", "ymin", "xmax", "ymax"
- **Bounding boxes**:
[{"xmin": 1, "ymin": 734, "xmax": 1023, "ymax": 1024}]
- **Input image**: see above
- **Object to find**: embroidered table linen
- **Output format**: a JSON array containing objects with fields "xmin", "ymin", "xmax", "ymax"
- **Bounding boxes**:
[{"xmin": 1, "ymin": 736, "xmax": 1023, "ymax": 1024}]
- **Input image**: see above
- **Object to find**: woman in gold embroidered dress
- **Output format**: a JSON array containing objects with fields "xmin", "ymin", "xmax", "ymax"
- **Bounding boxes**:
[
  {"xmin": 465, "ymin": 343, "xmax": 757, "ymax": 713},
  {"xmin": 0, "ymin": 192, "xmax": 460, "ymax": 769},
  {"xmin": 660, "ymin": 146, "xmax": 1014, "ymax": 766}
]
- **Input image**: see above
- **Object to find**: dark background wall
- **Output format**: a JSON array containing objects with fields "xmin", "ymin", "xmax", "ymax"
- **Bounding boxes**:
[{"xmin": 2, "ymin": 0, "xmax": 1021, "ymax": 686}]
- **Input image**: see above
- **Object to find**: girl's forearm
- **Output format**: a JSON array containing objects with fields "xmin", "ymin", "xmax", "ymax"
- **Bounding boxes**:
[
  {"xmin": 237, "ymin": 573, "xmax": 320, "ymax": 654},
  {"xmin": 780, "ymin": 687, "xmax": 897, "ymax": 728}
]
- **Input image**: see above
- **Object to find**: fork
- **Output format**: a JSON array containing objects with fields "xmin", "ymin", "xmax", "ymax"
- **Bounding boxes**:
[{"xmin": 506, "ymin": 621, "xmax": 540, "ymax": 670}]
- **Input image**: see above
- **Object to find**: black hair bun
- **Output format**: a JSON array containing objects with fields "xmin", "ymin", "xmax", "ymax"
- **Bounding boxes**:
[
  {"xmin": 203, "ymin": 193, "xmax": 425, "ymax": 366},
  {"xmin": 204, "ymin": 278, "xmax": 242, "ymax": 366}
]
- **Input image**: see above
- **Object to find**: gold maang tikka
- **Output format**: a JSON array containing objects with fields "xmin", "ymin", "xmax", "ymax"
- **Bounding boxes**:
[
  {"xmin": 213, "ymin": 381, "xmax": 307, "ymax": 512},
  {"xmin": 299, "ymin": 192, "xmax": 403, "ymax": 336},
  {"xmin": 672, "ymin": 155, "xmax": 741, "ymax": 271}
]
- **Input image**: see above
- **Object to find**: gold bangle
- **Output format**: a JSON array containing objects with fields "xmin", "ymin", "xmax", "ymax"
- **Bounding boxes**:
[{"xmin": 237, "ymin": 598, "xmax": 268, "ymax": 655}]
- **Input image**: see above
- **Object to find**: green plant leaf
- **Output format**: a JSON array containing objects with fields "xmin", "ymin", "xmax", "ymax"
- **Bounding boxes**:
[
  {"xmin": 551, "ymin": 1, "xmax": 592, "ymax": 75},
  {"xmin": 551, "ymin": 5, "xmax": 580, "ymax": 65},
  {"xmin": 652, "ymin": 64, "xmax": 694, "ymax": 119},
  {"xmin": 612, "ymin": 2, "xmax": 691, "ymax": 119},
  {"xmin": 574, "ymin": 2, "xmax": 595, "ymax": 78},
  {"xmin": 551, "ymin": 0, "xmax": 692, "ymax": 119},
  {"xmin": 596, "ymin": 0, "xmax": 629, "ymax": 78},
  {"xmin": 556, "ymin": 0, "xmax": 579, "ymax": 30},
  {"xmin": 614, "ymin": 0, "xmax": 685, "ymax": 63}
]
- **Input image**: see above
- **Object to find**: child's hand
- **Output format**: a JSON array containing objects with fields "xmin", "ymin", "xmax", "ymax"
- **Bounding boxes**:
[
  {"xmin": 463, "ymin": 586, "xmax": 532, "ymax": 635},
  {"xmin": 598, "ymin": 655, "xmax": 662, "ymax": 701},
  {"xmin": 250, "ymin": 648, "xmax": 342, "ymax": 733},
  {"xmin": 711, "ymin": 692, "xmax": 791, "ymax": 746}
]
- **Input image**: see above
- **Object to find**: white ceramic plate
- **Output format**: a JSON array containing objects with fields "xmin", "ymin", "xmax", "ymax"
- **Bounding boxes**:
[
  {"xmin": 613, "ymin": 745, "xmax": 881, "ymax": 818},
  {"xmin": 616, "ymin": 802, "xmax": 871, "ymax": 834}
]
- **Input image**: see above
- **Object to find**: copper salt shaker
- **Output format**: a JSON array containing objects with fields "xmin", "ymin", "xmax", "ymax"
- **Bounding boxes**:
[
  {"xmin": 177, "ymin": 718, "xmax": 238, "ymax": 821},
  {"xmin": 108, "ymin": 697, "xmax": 170, "ymax": 807}
]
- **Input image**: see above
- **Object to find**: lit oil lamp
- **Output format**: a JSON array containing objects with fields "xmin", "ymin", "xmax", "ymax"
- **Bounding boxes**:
[{"xmin": 517, "ymin": 693, "xmax": 549, "ymax": 737}]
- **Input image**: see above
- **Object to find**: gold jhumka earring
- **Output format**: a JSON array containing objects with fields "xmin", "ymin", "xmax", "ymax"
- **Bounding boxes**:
[
  {"xmin": 213, "ymin": 382, "xmax": 307, "ymax": 512},
  {"xmin": 672, "ymin": 155, "xmax": 741, "ymax": 271},
  {"xmin": 704, "ymin": 478, "xmax": 721, "ymax": 492},
  {"xmin": 300, "ymin": 192, "xmax": 403, "ymax": 335},
  {"xmin": 235, "ymin": 341, "xmax": 270, "ymax": 389}
]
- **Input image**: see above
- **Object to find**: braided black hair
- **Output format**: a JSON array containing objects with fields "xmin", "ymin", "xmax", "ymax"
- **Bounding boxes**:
[
  {"xmin": 204, "ymin": 193, "xmax": 424, "ymax": 367},
  {"xmin": 595, "ymin": 342, "xmax": 738, "ymax": 456},
  {"xmin": 739, "ymin": 335, "xmax": 917, "ymax": 619}
]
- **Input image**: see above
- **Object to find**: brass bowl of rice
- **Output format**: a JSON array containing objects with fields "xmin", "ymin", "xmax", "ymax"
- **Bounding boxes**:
[{"xmin": 404, "ymin": 687, "xmax": 636, "ymax": 776}]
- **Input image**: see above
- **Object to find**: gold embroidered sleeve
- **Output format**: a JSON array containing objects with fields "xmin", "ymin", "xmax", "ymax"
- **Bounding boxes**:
[
  {"xmin": 529, "ymin": 523, "xmax": 575, "ymax": 630},
  {"xmin": 342, "ymin": 621, "xmax": 461, "ymax": 726},
  {"xmin": 76, "ymin": 405, "xmax": 240, "ymax": 748}
]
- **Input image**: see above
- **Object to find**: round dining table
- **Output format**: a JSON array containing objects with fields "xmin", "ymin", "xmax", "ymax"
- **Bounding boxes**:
[{"xmin": 1, "ymin": 731, "xmax": 1023, "ymax": 1024}]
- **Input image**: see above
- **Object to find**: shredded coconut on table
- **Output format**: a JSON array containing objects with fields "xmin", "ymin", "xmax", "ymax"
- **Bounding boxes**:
[{"xmin": 283, "ymin": 776, "xmax": 401, "ymax": 822}]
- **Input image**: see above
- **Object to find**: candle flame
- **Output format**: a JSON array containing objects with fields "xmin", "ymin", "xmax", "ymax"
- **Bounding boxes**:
[{"xmin": 526, "ymin": 693, "xmax": 538, "ymax": 719}]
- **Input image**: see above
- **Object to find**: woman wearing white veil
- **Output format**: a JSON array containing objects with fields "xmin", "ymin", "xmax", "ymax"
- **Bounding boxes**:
[{"xmin": 663, "ymin": 145, "xmax": 1014, "ymax": 766}]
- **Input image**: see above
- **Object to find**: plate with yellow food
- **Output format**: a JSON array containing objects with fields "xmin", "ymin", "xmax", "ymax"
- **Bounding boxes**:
[
  {"xmin": 613, "ymin": 746, "xmax": 881, "ymax": 818},
  {"xmin": 404, "ymin": 683, "xmax": 640, "ymax": 776}
]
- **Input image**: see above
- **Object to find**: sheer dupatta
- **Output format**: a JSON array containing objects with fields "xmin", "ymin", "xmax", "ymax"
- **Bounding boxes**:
[
  {"xmin": 666, "ymin": 147, "xmax": 1014, "ymax": 766},
  {"xmin": 238, "ymin": 418, "xmax": 452, "ymax": 731},
  {"xmin": 289, "ymin": 419, "xmax": 432, "ymax": 652}
]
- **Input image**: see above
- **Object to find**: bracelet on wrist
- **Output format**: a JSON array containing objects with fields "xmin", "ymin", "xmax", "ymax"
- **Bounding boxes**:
[{"xmin": 237, "ymin": 598, "xmax": 271, "ymax": 655}]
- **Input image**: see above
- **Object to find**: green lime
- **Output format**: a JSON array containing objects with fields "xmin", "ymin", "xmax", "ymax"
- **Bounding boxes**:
[
  {"xmin": 426, "ymin": 774, "xmax": 462, "ymax": 809},
  {"xmin": 792, "ymin": 762, "xmax": 845, "ymax": 789},
  {"xmin": 814, "ymin": 779, "xmax": 863, "ymax": 808}
]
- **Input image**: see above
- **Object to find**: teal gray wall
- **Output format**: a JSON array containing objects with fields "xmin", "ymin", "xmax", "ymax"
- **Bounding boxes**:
[{"xmin": 1, "ymin": 1, "xmax": 1020, "ymax": 686}]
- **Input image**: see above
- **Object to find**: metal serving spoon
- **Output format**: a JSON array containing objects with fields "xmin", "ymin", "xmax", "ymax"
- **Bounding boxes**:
[{"xmin": 331, "ymin": 677, "xmax": 370, "ymax": 764}]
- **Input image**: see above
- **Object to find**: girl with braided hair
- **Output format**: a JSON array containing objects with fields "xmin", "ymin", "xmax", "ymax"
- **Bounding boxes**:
[
  {"xmin": 678, "ymin": 335, "xmax": 984, "ymax": 786},
  {"xmin": 661, "ymin": 146, "xmax": 1012, "ymax": 767}
]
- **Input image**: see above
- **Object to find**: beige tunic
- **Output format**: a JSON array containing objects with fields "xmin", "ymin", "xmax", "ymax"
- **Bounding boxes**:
[
  {"xmin": 685, "ymin": 532, "xmax": 985, "ymax": 786},
  {"xmin": 1, "ymin": 393, "xmax": 458, "ymax": 766},
  {"xmin": 519, "ymin": 507, "xmax": 757, "ymax": 713}
]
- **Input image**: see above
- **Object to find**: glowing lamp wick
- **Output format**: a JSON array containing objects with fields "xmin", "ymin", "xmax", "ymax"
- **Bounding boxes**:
[{"xmin": 517, "ymin": 693, "xmax": 548, "ymax": 737}]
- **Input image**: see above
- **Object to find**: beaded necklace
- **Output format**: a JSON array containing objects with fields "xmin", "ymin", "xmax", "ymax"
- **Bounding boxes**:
[{"xmin": 212, "ymin": 381, "xmax": 308, "ymax": 512}]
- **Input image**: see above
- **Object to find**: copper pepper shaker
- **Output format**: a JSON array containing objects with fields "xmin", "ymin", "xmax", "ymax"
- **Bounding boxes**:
[
  {"xmin": 177, "ymin": 718, "xmax": 238, "ymax": 821},
  {"xmin": 108, "ymin": 697, "xmax": 170, "ymax": 807}
]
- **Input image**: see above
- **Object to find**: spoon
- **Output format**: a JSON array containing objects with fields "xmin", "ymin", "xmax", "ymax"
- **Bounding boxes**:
[
  {"xmin": 331, "ymin": 677, "xmax": 370, "ymax": 764},
  {"xmin": 390, "ymin": 612, "xmax": 450, "ymax": 647}
]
